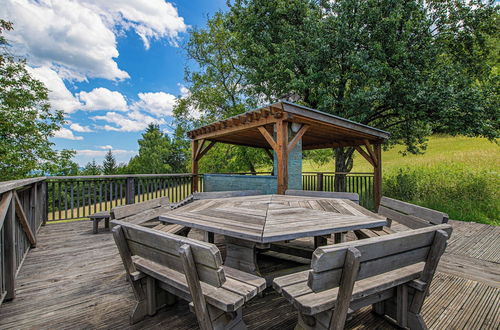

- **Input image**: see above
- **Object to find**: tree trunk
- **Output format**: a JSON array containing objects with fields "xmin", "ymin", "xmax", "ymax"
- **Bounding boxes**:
[{"xmin": 333, "ymin": 147, "xmax": 355, "ymax": 192}]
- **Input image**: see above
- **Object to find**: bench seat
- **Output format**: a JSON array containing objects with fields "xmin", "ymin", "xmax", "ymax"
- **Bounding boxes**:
[
  {"xmin": 274, "ymin": 263, "xmax": 424, "ymax": 316},
  {"xmin": 134, "ymin": 256, "xmax": 265, "ymax": 312}
]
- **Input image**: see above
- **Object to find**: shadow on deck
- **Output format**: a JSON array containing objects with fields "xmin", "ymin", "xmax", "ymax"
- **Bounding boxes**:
[{"xmin": 0, "ymin": 219, "xmax": 498, "ymax": 329}]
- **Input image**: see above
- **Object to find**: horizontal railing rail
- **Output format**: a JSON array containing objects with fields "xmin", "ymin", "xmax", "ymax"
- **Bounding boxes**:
[
  {"xmin": 302, "ymin": 172, "xmax": 374, "ymax": 209},
  {"xmin": 46, "ymin": 174, "xmax": 203, "ymax": 222},
  {"xmin": 0, "ymin": 178, "xmax": 45, "ymax": 306}
]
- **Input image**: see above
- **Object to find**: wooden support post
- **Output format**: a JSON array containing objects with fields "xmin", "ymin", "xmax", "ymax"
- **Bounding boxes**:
[
  {"xmin": 4, "ymin": 197, "xmax": 16, "ymax": 301},
  {"xmin": 126, "ymin": 177, "xmax": 135, "ymax": 205},
  {"xmin": 330, "ymin": 247, "xmax": 361, "ymax": 330},
  {"xmin": 192, "ymin": 140, "xmax": 199, "ymax": 193},
  {"xmin": 179, "ymin": 244, "xmax": 213, "ymax": 330},
  {"xmin": 317, "ymin": 173, "xmax": 323, "ymax": 191},
  {"xmin": 42, "ymin": 181, "xmax": 48, "ymax": 226},
  {"xmin": 276, "ymin": 120, "xmax": 288, "ymax": 194},
  {"xmin": 373, "ymin": 143, "xmax": 382, "ymax": 211}
]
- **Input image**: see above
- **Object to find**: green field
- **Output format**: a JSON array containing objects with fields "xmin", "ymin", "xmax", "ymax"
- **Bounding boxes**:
[{"xmin": 303, "ymin": 135, "xmax": 500, "ymax": 226}]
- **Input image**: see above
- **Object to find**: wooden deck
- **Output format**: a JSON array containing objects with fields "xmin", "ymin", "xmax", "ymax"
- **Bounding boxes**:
[{"xmin": 0, "ymin": 219, "xmax": 498, "ymax": 329}]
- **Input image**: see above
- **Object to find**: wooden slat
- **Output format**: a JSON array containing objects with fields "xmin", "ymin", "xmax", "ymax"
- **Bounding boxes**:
[
  {"xmin": 0, "ymin": 192, "xmax": 13, "ymax": 229},
  {"xmin": 13, "ymin": 192, "xmax": 36, "ymax": 247},
  {"xmin": 111, "ymin": 196, "xmax": 170, "ymax": 220},
  {"xmin": 380, "ymin": 197, "xmax": 448, "ymax": 225}
]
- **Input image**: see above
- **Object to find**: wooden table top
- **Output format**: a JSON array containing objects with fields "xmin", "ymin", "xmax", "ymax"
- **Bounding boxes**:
[{"xmin": 159, "ymin": 194, "xmax": 386, "ymax": 243}]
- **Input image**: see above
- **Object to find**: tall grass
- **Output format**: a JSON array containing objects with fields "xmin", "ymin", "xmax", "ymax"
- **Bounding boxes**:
[{"xmin": 383, "ymin": 163, "xmax": 499, "ymax": 226}]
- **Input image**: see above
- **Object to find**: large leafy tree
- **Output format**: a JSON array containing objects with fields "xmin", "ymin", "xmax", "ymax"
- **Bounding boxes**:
[
  {"xmin": 0, "ymin": 20, "xmax": 74, "ymax": 180},
  {"xmin": 127, "ymin": 124, "xmax": 188, "ymax": 174},
  {"xmin": 174, "ymin": 13, "xmax": 272, "ymax": 173},
  {"xmin": 176, "ymin": 0, "xmax": 499, "ymax": 179}
]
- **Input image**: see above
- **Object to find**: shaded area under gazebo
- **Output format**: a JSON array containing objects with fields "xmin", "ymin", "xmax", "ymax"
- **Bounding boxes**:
[{"xmin": 188, "ymin": 101, "xmax": 390, "ymax": 208}]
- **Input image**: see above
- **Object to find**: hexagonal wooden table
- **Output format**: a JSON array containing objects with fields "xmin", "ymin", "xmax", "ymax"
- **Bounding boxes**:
[{"xmin": 159, "ymin": 194, "xmax": 386, "ymax": 275}]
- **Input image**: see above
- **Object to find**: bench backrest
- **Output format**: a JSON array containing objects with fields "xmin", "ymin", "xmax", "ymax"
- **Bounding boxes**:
[
  {"xmin": 193, "ymin": 190, "xmax": 263, "ymax": 200},
  {"xmin": 111, "ymin": 196, "xmax": 170, "ymax": 220},
  {"xmin": 285, "ymin": 190, "xmax": 360, "ymax": 204},
  {"xmin": 308, "ymin": 224, "xmax": 452, "ymax": 291},
  {"xmin": 379, "ymin": 197, "xmax": 448, "ymax": 229},
  {"xmin": 112, "ymin": 220, "xmax": 225, "ymax": 287}
]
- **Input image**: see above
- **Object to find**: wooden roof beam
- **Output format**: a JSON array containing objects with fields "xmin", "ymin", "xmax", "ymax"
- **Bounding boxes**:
[{"xmin": 302, "ymin": 139, "xmax": 369, "ymax": 150}]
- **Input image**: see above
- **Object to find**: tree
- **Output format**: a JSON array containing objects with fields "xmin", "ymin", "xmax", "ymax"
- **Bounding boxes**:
[
  {"xmin": 0, "ymin": 20, "xmax": 71, "ymax": 180},
  {"xmin": 102, "ymin": 149, "xmax": 117, "ymax": 175},
  {"xmin": 82, "ymin": 160, "xmax": 102, "ymax": 176},
  {"xmin": 127, "ymin": 124, "xmax": 188, "ymax": 174},
  {"xmin": 178, "ymin": 1, "xmax": 499, "ymax": 187},
  {"xmin": 173, "ymin": 12, "xmax": 272, "ymax": 173},
  {"xmin": 41, "ymin": 149, "xmax": 79, "ymax": 176}
]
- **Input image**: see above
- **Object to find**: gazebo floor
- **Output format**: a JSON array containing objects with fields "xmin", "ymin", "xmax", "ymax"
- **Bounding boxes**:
[{"xmin": 0, "ymin": 219, "xmax": 498, "ymax": 329}]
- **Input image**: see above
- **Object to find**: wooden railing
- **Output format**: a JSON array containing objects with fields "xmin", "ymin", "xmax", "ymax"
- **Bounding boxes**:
[
  {"xmin": 46, "ymin": 174, "xmax": 203, "ymax": 221},
  {"xmin": 302, "ymin": 172, "xmax": 374, "ymax": 209},
  {"xmin": 0, "ymin": 177, "xmax": 46, "ymax": 306}
]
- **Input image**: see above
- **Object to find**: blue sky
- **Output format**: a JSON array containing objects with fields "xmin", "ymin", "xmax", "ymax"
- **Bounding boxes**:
[{"xmin": 2, "ymin": 0, "xmax": 227, "ymax": 165}]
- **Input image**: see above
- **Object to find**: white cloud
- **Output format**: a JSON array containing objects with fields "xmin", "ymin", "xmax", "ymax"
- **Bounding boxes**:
[
  {"xmin": 84, "ymin": 0, "xmax": 188, "ymax": 49},
  {"xmin": 76, "ymin": 149, "xmax": 135, "ymax": 157},
  {"xmin": 26, "ymin": 66, "xmax": 81, "ymax": 113},
  {"xmin": 1, "ymin": 0, "xmax": 187, "ymax": 81},
  {"xmin": 53, "ymin": 127, "xmax": 83, "ymax": 140},
  {"xmin": 74, "ymin": 148, "xmax": 137, "ymax": 165},
  {"xmin": 70, "ymin": 123, "xmax": 94, "ymax": 132},
  {"xmin": 2, "ymin": 0, "xmax": 128, "ymax": 81},
  {"xmin": 132, "ymin": 92, "xmax": 177, "ymax": 117},
  {"xmin": 78, "ymin": 87, "xmax": 128, "ymax": 111},
  {"xmin": 92, "ymin": 111, "xmax": 165, "ymax": 132},
  {"xmin": 97, "ymin": 145, "xmax": 113, "ymax": 150}
]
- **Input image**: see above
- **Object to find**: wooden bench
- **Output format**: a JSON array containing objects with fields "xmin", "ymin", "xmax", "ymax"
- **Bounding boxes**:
[
  {"xmin": 111, "ymin": 197, "xmax": 189, "ymax": 236},
  {"xmin": 355, "ymin": 197, "xmax": 449, "ymax": 239},
  {"xmin": 273, "ymin": 224, "xmax": 452, "ymax": 330},
  {"xmin": 89, "ymin": 211, "xmax": 110, "ymax": 234},
  {"xmin": 112, "ymin": 220, "xmax": 266, "ymax": 329}
]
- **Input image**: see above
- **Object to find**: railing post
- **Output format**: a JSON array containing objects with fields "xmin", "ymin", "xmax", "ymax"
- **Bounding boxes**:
[
  {"xmin": 317, "ymin": 173, "xmax": 323, "ymax": 191},
  {"xmin": 4, "ymin": 197, "xmax": 16, "ymax": 301},
  {"xmin": 42, "ymin": 181, "xmax": 48, "ymax": 226},
  {"xmin": 126, "ymin": 177, "xmax": 135, "ymax": 205}
]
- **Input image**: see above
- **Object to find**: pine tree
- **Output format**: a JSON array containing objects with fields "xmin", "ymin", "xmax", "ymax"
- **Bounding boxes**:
[
  {"xmin": 82, "ymin": 160, "xmax": 102, "ymax": 175},
  {"xmin": 102, "ymin": 150, "xmax": 117, "ymax": 175}
]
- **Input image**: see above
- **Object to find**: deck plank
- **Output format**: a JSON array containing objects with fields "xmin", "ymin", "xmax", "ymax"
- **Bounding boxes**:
[{"xmin": 0, "ymin": 219, "xmax": 498, "ymax": 329}]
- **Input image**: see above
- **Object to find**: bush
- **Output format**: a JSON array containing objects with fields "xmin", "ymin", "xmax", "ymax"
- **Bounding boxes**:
[{"xmin": 383, "ymin": 163, "xmax": 499, "ymax": 226}]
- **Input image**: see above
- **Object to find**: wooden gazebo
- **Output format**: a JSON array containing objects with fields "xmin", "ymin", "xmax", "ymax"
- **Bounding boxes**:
[{"xmin": 188, "ymin": 101, "xmax": 390, "ymax": 207}]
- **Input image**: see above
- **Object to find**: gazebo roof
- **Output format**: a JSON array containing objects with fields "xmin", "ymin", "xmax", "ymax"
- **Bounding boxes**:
[{"xmin": 187, "ymin": 101, "xmax": 389, "ymax": 150}]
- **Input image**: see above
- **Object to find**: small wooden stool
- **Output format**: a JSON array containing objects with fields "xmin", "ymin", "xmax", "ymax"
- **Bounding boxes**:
[{"xmin": 89, "ymin": 211, "xmax": 110, "ymax": 234}]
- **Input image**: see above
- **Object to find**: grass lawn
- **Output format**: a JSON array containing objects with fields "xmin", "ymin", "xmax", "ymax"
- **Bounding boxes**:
[{"xmin": 302, "ymin": 135, "xmax": 499, "ymax": 226}]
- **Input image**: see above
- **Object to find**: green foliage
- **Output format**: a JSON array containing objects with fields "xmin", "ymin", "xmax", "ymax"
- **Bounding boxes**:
[
  {"xmin": 383, "ymin": 164, "xmax": 499, "ymax": 226},
  {"xmin": 102, "ymin": 149, "xmax": 117, "ymax": 175},
  {"xmin": 40, "ymin": 149, "xmax": 79, "ymax": 176},
  {"xmin": 173, "ymin": 12, "xmax": 272, "ymax": 173},
  {"xmin": 127, "ymin": 124, "xmax": 187, "ymax": 174},
  {"xmin": 178, "ymin": 0, "xmax": 498, "ymax": 174},
  {"xmin": 82, "ymin": 160, "xmax": 102, "ymax": 176},
  {"xmin": 0, "ymin": 19, "xmax": 72, "ymax": 179}
]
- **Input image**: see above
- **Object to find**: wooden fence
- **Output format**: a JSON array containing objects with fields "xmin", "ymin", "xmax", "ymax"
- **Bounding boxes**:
[
  {"xmin": 46, "ymin": 174, "xmax": 203, "ymax": 221},
  {"xmin": 0, "ymin": 178, "xmax": 46, "ymax": 306},
  {"xmin": 302, "ymin": 172, "xmax": 374, "ymax": 209}
]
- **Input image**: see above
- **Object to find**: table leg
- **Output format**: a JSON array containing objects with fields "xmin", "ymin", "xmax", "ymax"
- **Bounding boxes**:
[
  {"xmin": 92, "ymin": 219, "xmax": 98, "ymax": 234},
  {"xmin": 333, "ymin": 232, "xmax": 347, "ymax": 244},
  {"xmin": 203, "ymin": 231, "xmax": 214, "ymax": 243},
  {"xmin": 104, "ymin": 217, "xmax": 110, "ymax": 229},
  {"xmin": 314, "ymin": 236, "xmax": 328, "ymax": 249},
  {"xmin": 224, "ymin": 236, "xmax": 260, "ymax": 275}
]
